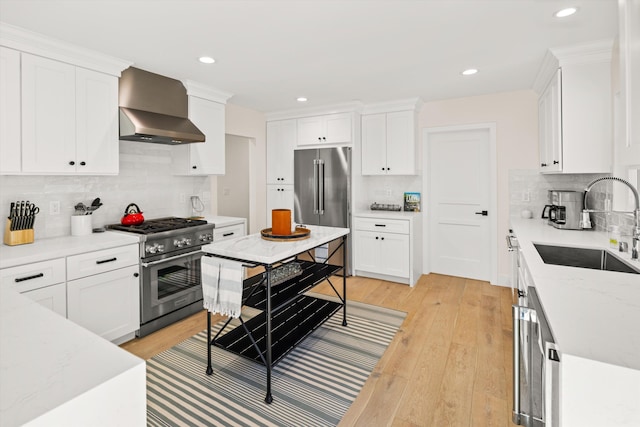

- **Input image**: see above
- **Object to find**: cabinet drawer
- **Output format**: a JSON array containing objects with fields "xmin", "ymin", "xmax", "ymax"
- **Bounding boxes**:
[
  {"xmin": 67, "ymin": 244, "xmax": 138, "ymax": 280},
  {"xmin": 353, "ymin": 217, "xmax": 409, "ymax": 234},
  {"xmin": 1, "ymin": 258, "xmax": 66, "ymax": 292},
  {"xmin": 214, "ymin": 223, "xmax": 245, "ymax": 242}
]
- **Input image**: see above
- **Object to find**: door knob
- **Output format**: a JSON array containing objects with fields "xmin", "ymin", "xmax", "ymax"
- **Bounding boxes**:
[{"xmin": 475, "ymin": 210, "xmax": 488, "ymax": 216}]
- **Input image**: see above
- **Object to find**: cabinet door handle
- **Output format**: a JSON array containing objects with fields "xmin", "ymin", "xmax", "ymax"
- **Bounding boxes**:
[
  {"xmin": 134, "ymin": 272, "xmax": 139, "ymax": 277},
  {"xmin": 192, "ymin": 165, "xmax": 197, "ymax": 169},
  {"xmin": 223, "ymin": 232, "xmax": 234, "ymax": 237},
  {"xmin": 475, "ymin": 210, "xmax": 489, "ymax": 216},
  {"xmin": 381, "ymin": 237, "xmax": 385, "ymax": 240},
  {"xmin": 553, "ymin": 160, "xmax": 559, "ymax": 165},
  {"xmin": 374, "ymin": 224, "xmax": 386, "ymax": 227},
  {"xmin": 80, "ymin": 161, "xmax": 86, "ymax": 166},
  {"xmin": 96, "ymin": 257, "xmax": 117, "ymax": 265},
  {"xmin": 69, "ymin": 161, "xmax": 75, "ymax": 166},
  {"xmin": 375, "ymin": 236, "xmax": 379, "ymax": 240},
  {"xmin": 541, "ymin": 163, "xmax": 547, "ymax": 167},
  {"xmin": 15, "ymin": 273, "xmax": 44, "ymax": 283}
]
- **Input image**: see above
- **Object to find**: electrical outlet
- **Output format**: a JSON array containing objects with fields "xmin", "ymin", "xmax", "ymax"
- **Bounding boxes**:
[
  {"xmin": 49, "ymin": 201, "xmax": 60, "ymax": 215},
  {"xmin": 522, "ymin": 191, "xmax": 530, "ymax": 202}
]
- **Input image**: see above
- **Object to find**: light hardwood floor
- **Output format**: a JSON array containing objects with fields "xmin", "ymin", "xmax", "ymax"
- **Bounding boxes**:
[{"xmin": 121, "ymin": 273, "xmax": 516, "ymax": 426}]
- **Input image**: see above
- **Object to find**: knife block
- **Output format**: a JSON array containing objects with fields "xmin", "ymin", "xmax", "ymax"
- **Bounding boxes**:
[{"xmin": 3, "ymin": 219, "xmax": 34, "ymax": 246}]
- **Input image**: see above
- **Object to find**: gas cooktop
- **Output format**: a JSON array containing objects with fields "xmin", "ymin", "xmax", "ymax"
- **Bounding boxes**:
[{"xmin": 107, "ymin": 217, "xmax": 208, "ymax": 234}]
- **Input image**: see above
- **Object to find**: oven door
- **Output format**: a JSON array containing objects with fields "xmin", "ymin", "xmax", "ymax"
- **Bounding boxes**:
[{"xmin": 140, "ymin": 250, "xmax": 203, "ymax": 324}]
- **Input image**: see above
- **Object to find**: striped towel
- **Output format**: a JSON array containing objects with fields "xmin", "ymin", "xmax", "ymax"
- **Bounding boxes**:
[{"xmin": 201, "ymin": 256, "xmax": 243, "ymax": 318}]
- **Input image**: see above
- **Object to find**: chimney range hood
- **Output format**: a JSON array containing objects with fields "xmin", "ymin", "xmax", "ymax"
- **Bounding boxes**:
[{"xmin": 119, "ymin": 67, "xmax": 205, "ymax": 145}]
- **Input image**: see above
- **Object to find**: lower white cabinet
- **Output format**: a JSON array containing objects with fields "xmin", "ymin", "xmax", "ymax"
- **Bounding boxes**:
[
  {"xmin": 214, "ymin": 222, "xmax": 246, "ymax": 242},
  {"xmin": 355, "ymin": 230, "xmax": 409, "ymax": 277},
  {"xmin": 266, "ymin": 184, "xmax": 294, "ymax": 227},
  {"xmin": 67, "ymin": 264, "xmax": 140, "ymax": 342},
  {"xmin": 353, "ymin": 214, "xmax": 421, "ymax": 286},
  {"xmin": 22, "ymin": 283, "xmax": 66, "ymax": 317}
]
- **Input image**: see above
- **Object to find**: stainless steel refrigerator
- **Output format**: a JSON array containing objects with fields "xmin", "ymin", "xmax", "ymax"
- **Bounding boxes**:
[{"xmin": 294, "ymin": 147, "xmax": 351, "ymax": 271}]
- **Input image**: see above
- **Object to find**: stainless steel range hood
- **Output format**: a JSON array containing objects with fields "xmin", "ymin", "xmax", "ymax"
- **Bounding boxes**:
[{"xmin": 119, "ymin": 67, "xmax": 205, "ymax": 145}]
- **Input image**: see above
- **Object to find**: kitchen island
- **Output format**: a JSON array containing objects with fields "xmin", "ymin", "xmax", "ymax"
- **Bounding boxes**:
[
  {"xmin": 201, "ymin": 224, "xmax": 349, "ymax": 404},
  {"xmin": 510, "ymin": 218, "xmax": 640, "ymax": 426}
]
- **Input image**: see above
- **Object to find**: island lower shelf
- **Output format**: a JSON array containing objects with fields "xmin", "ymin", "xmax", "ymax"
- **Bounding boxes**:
[{"xmin": 214, "ymin": 294, "xmax": 341, "ymax": 366}]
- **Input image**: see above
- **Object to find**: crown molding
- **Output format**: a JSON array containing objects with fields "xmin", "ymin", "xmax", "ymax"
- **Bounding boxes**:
[
  {"xmin": 0, "ymin": 22, "xmax": 131, "ymax": 76},
  {"xmin": 265, "ymin": 101, "xmax": 364, "ymax": 121},
  {"xmin": 361, "ymin": 97, "xmax": 423, "ymax": 115},
  {"xmin": 182, "ymin": 80, "xmax": 234, "ymax": 104}
]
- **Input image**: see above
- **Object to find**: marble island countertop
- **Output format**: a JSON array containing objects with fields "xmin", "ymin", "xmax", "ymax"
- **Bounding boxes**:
[
  {"xmin": 202, "ymin": 225, "xmax": 349, "ymax": 265},
  {"xmin": 510, "ymin": 217, "xmax": 640, "ymax": 371}
]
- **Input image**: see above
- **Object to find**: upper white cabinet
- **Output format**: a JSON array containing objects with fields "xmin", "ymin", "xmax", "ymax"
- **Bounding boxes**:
[
  {"xmin": 0, "ymin": 46, "xmax": 21, "ymax": 174},
  {"xmin": 1, "ymin": 24, "xmax": 131, "ymax": 175},
  {"xmin": 615, "ymin": 0, "xmax": 640, "ymax": 173},
  {"xmin": 21, "ymin": 54, "xmax": 120, "ymax": 174},
  {"xmin": 297, "ymin": 113, "xmax": 352, "ymax": 146},
  {"xmin": 534, "ymin": 41, "xmax": 613, "ymax": 174},
  {"xmin": 266, "ymin": 119, "xmax": 297, "ymax": 184},
  {"xmin": 172, "ymin": 94, "xmax": 226, "ymax": 175},
  {"xmin": 361, "ymin": 110, "xmax": 416, "ymax": 175},
  {"xmin": 266, "ymin": 185, "xmax": 294, "ymax": 227}
]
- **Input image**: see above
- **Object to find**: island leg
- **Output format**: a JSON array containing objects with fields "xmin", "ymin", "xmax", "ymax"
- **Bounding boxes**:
[
  {"xmin": 265, "ymin": 264, "xmax": 273, "ymax": 404},
  {"xmin": 206, "ymin": 311, "xmax": 213, "ymax": 375},
  {"xmin": 342, "ymin": 235, "xmax": 348, "ymax": 327}
]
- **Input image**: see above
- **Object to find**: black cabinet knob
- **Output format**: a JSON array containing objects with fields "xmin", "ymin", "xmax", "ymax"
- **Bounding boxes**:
[
  {"xmin": 375, "ymin": 236, "xmax": 379, "ymax": 240},
  {"xmin": 192, "ymin": 165, "xmax": 197, "ymax": 169},
  {"xmin": 553, "ymin": 160, "xmax": 559, "ymax": 165},
  {"xmin": 541, "ymin": 163, "xmax": 547, "ymax": 167},
  {"xmin": 80, "ymin": 161, "xmax": 86, "ymax": 166},
  {"xmin": 133, "ymin": 272, "xmax": 139, "ymax": 278},
  {"xmin": 381, "ymin": 167, "xmax": 385, "ymax": 171},
  {"xmin": 381, "ymin": 237, "xmax": 385, "ymax": 240},
  {"xmin": 69, "ymin": 161, "xmax": 75, "ymax": 166}
]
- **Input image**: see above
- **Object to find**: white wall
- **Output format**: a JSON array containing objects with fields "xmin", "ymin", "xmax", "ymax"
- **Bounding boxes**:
[
  {"xmin": 420, "ymin": 90, "xmax": 539, "ymax": 284},
  {"xmin": 221, "ymin": 103, "xmax": 266, "ymax": 234}
]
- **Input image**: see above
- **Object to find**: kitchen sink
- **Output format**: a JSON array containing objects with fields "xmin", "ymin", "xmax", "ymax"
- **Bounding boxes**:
[{"xmin": 534, "ymin": 244, "xmax": 640, "ymax": 274}]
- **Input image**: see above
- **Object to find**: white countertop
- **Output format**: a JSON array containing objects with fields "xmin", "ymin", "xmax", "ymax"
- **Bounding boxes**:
[
  {"xmin": 0, "ymin": 232, "xmax": 140, "ymax": 269},
  {"xmin": 202, "ymin": 225, "xmax": 349, "ymax": 265},
  {"xmin": 0, "ymin": 286, "xmax": 145, "ymax": 426},
  {"xmin": 354, "ymin": 210, "xmax": 420, "ymax": 220},
  {"xmin": 203, "ymin": 215, "xmax": 247, "ymax": 228},
  {"xmin": 510, "ymin": 217, "xmax": 640, "ymax": 371}
]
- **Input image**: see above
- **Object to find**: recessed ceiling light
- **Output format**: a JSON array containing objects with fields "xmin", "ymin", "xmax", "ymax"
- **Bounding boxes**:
[
  {"xmin": 461, "ymin": 68, "xmax": 478, "ymax": 76},
  {"xmin": 297, "ymin": 97, "xmax": 308, "ymax": 102},
  {"xmin": 198, "ymin": 56, "xmax": 215, "ymax": 64},
  {"xmin": 555, "ymin": 7, "xmax": 577, "ymax": 18}
]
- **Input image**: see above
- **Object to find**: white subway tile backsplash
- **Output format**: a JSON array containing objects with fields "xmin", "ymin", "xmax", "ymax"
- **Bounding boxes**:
[{"xmin": 0, "ymin": 141, "xmax": 211, "ymax": 239}]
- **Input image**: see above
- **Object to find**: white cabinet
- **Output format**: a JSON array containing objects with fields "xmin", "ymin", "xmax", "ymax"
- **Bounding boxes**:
[
  {"xmin": 0, "ymin": 46, "xmax": 21, "ymax": 174},
  {"xmin": 297, "ymin": 113, "xmax": 352, "ymax": 146},
  {"xmin": 538, "ymin": 70, "xmax": 562, "ymax": 173},
  {"xmin": 172, "ymin": 95, "xmax": 226, "ymax": 175},
  {"xmin": 353, "ymin": 215, "xmax": 420, "ymax": 286},
  {"xmin": 66, "ymin": 244, "xmax": 139, "ymax": 342},
  {"xmin": 213, "ymin": 222, "xmax": 246, "ymax": 242},
  {"xmin": 1, "ymin": 258, "xmax": 67, "ymax": 317},
  {"xmin": 266, "ymin": 119, "xmax": 297, "ymax": 184},
  {"xmin": 67, "ymin": 265, "xmax": 139, "ymax": 342},
  {"xmin": 614, "ymin": 0, "xmax": 640, "ymax": 184},
  {"xmin": 361, "ymin": 110, "xmax": 416, "ymax": 175},
  {"xmin": 266, "ymin": 184, "xmax": 294, "ymax": 227},
  {"xmin": 536, "ymin": 42, "xmax": 613, "ymax": 174},
  {"xmin": 20, "ymin": 53, "xmax": 120, "ymax": 175}
]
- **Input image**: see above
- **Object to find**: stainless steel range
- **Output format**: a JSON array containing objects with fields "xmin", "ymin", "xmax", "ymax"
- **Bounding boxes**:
[{"xmin": 107, "ymin": 217, "xmax": 214, "ymax": 337}]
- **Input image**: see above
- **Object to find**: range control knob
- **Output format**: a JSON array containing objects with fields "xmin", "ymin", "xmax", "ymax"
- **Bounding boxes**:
[
  {"xmin": 157, "ymin": 244, "xmax": 165, "ymax": 253},
  {"xmin": 174, "ymin": 239, "xmax": 184, "ymax": 248},
  {"xmin": 199, "ymin": 234, "xmax": 210, "ymax": 242},
  {"xmin": 146, "ymin": 243, "xmax": 162, "ymax": 254},
  {"xmin": 184, "ymin": 238, "xmax": 192, "ymax": 246}
]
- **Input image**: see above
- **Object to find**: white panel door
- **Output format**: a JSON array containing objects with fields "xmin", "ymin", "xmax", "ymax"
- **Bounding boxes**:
[
  {"xmin": 429, "ymin": 128, "xmax": 491, "ymax": 280},
  {"xmin": 21, "ymin": 53, "xmax": 76, "ymax": 173},
  {"xmin": 324, "ymin": 113, "xmax": 351, "ymax": 144},
  {"xmin": 386, "ymin": 110, "xmax": 415, "ymax": 175},
  {"xmin": 380, "ymin": 232, "xmax": 410, "ymax": 277},
  {"xmin": 266, "ymin": 119, "xmax": 297, "ymax": 184},
  {"xmin": 75, "ymin": 67, "xmax": 119, "ymax": 174},
  {"xmin": 361, "ymin": 113, "xmax": 387, "ymax": 175},
  {"xmin": 354, "ymin": 230, "xmax": 381, "ymax": 273},
  {"xmin": 22, "ymin": 283, "xmax": 67, "ymax": 317},
  {"xmin": 0, "ymin": 46, "xmax": 21, "ymax": 174}
]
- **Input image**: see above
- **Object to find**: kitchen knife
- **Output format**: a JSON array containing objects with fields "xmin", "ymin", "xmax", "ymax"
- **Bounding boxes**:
[{"xmin": 9, "ymin": 202, "xmax": 15, "ymax": 231}]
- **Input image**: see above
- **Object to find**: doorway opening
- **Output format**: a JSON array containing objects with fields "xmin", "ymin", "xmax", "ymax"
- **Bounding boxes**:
[{"xmin": 217, "ymin": 134, "xmax": 254, "ymax": 231}]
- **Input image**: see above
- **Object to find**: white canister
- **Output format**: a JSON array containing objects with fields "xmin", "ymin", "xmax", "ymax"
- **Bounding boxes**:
[
  {"xmin": 71, "ymin": 215, "xmax": 93, "ymax": 236},
  {"xmin": 520, "ymin": 209, "xmax": 533, "ymax": 219}
]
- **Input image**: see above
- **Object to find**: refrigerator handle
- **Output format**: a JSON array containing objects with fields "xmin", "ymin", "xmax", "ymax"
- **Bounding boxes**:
[
  {"xmin": 319, "ymin": 160, "xmax": 325, "ymax": 214},
  {"xmin": 313, "ymin": 159, "xmax": 319, "ymax": 214}
]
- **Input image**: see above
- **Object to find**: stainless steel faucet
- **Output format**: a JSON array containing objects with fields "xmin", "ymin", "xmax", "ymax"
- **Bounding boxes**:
[{"xmin": 581, "ymin": 176, "xmax": 640, "ymax": 261}]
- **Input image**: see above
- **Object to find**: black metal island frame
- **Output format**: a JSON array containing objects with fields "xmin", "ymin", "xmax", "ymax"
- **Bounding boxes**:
[{"xmin": 201, "ymin": 225, "xmax": 350, "ymax": 404}]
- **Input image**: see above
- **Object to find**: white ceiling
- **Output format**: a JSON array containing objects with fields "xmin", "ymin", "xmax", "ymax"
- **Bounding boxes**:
[{"xmin": 0, "ymin": 0, "xmax": 618, "ymax": 113}]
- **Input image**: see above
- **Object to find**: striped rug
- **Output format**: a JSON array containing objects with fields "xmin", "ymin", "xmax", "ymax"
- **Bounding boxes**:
[{"xmin": 146, "ymin": 296, "xmax": 406, "ymax": 427}]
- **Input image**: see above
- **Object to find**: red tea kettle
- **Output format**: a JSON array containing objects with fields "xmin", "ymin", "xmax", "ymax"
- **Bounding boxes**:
[{"xmin": 121, "ymin": 203, "xmax": 144, "ymax": 226}]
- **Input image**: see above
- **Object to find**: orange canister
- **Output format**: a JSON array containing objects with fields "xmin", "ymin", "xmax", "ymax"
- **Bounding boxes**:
[{"xmin": 271, "ymin": 209, "xmax": 292, "ymax": 236}]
